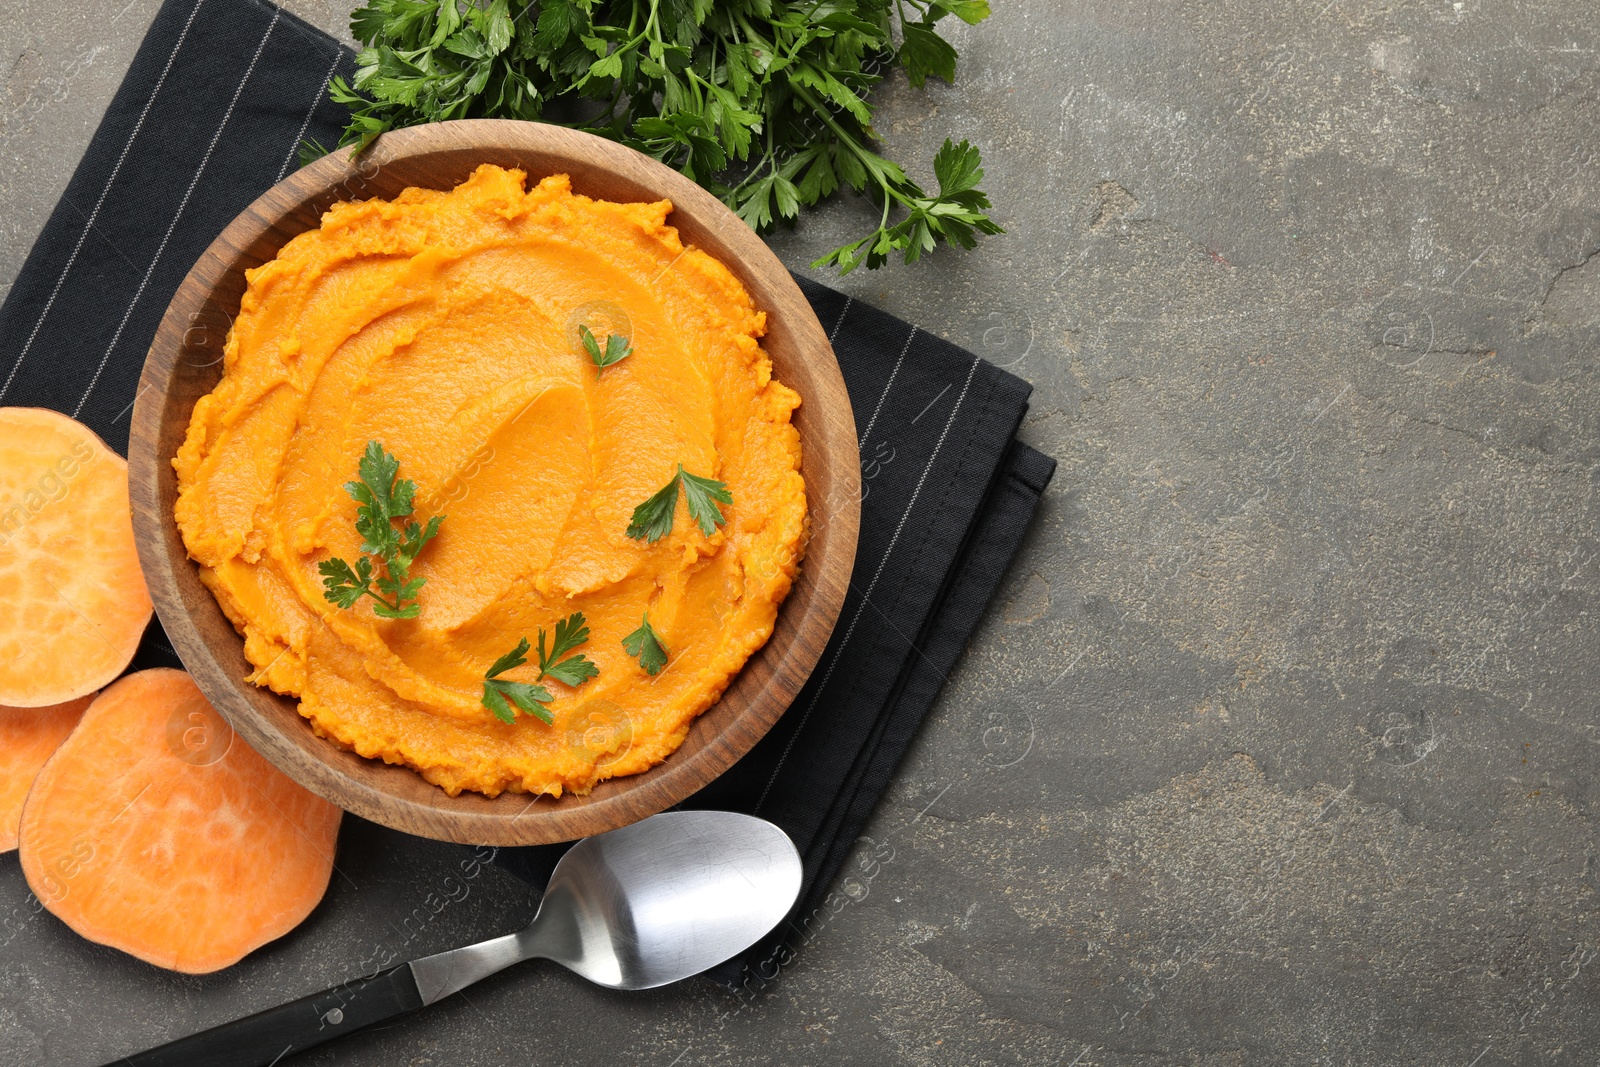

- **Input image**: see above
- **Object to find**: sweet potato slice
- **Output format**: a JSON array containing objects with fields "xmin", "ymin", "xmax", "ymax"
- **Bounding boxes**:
[
  {"xmin": 0, "ymin": 408, "xmax": 152, "ymax": 706},
  {"xmin": 0, "ymin": 695, "xmax": 93, "ymax": 852},
  {"xmin": 18, "ymin": 669, "xmax": 342, "ymax": 973}
]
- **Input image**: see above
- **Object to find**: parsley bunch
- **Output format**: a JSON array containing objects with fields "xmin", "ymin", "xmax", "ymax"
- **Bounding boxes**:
[{"xmin": 313, "ymin": 0, "xmax": 1001, "ymax": 274}]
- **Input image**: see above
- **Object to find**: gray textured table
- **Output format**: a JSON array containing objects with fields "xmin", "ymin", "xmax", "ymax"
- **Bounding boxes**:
[{"xmin": 5, "ymin": 2, "xmax": 1600, "ymax": 1064}]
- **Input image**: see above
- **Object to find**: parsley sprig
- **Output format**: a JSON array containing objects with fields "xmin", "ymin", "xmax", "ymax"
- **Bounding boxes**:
[
  {"xmin": 319, "ymin": 441, "xmax": 444, "ymax": 619},
  {"xmin": 481, "ymin": 638, "xmax": 555, "ymax": 724},
  {"xmin": 537, "ymin": 611, "xmax": 601, "ymax": 686},
  {"xmin": 622, "ymin": 613, "xmax": 668, "ymax": 676},
  {"xmin": 625, "ymin": 464, "xmax": 732, "ymax": 543},
  {"xmin": 309, "ymin": 0, "xmax": 1001, "ymax": 275},
  {"xmin": 578, "ymin": 324, "xmax": 633, "ymax": 377},
  {"xmin": 811, "ymin": 136, "xmax": 1003, "ymax": 273},
  {"xmin": 481, "ymin": 611, "xmax": 599, "ymax": 724}
]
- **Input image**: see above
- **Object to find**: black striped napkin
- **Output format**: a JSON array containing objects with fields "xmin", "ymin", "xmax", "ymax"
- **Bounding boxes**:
[{"xmin": 0, "ymin": 0, "xmax": 1055, "ymax": 985}]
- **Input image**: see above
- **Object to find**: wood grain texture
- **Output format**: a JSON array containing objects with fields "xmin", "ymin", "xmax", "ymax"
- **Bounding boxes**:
[{"xmin": 127, "ymin": 120, "xmax": 860, "ymax": 846}]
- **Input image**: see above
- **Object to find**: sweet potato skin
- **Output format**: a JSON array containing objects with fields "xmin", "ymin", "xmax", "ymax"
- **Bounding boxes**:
[{"xmin": 17, "ymin": 669, "xmax": 342, "ymax": 973}]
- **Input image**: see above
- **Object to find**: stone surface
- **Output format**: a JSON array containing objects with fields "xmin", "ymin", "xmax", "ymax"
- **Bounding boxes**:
[{"xmin": 4, "ymin": 0, "xmax": 1600, "ymax": 1064}]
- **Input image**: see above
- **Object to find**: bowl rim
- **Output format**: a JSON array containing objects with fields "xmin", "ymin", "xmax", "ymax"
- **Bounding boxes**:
[{"xmin": 127, "ymin": 119, "xmax": 860, "ymax": 845}]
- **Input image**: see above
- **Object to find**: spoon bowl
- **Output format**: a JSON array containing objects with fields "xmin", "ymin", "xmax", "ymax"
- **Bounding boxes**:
[{"xmin": 412, "ymin": 810, "xmax": 803, "ymax": 998}]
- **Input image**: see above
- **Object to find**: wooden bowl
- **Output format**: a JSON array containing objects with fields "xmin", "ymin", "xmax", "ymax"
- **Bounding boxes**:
[{"xmin": 127, "ymin": 120, "xmax": 860, "ymax": 846}]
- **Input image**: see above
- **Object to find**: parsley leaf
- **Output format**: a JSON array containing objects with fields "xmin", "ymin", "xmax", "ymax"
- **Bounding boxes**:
[
  {"xmin": 578, "ymin": 324, "xmax": 633, "ymax": 377},
  {"xmin": 678, "ymin": 466, "xmax": 734, "ymax": 537},
  {"xmin": 318, "ymin": 441, "xmax": 444, "ymax": 619},
  {"xmin": 624, "ymin": 464, "xmax": 732, "ymax": 543},
  {"xmin": 624, "ymin": 473, "xmax": 681, "ymax": 543},
  {"xmin": 537, "ymin": 611, "xmax": 600, "ymax": 687},
  {"xmin": 900, "ymin": 20, "xmax": 959, "ymax": 89},
  {"xmin": 318, "ymin": 556, "xmax": 373, "ymax": 610},
  {"xmin": 481, "ymin": 637, "xmax": 556, "ymax": 725},
  {"xmin": 316, "ymin": 0, "xmax": 1001, "ymax": 276},
  {"xmin": 622, "ymin": 613, "xmax": 669, "ymax": 676}
]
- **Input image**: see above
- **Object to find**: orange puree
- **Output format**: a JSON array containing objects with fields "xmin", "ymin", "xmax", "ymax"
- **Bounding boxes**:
[{"xmin": 173, "ymin": 164, "xmax": 806, "ymax": 798}]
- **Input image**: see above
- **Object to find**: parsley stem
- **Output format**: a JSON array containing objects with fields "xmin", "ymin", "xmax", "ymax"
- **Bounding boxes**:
[
  {"xmin": 786, "ymin": 82, "xmax": 904, "ymax": 220},
  {"xmin": 358, "ymin": 587, "xmax": 403, "ymax": 613},
  {"xmin": 732, "ymin": 10, "xmax": 761, "ymax": 45}
]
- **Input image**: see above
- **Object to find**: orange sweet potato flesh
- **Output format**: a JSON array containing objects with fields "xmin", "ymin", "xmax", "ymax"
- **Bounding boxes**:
[
  {"xmin": 0, "ymin": 695, "xmax": 93, "ymax": 852},
  {"xmin": 0, "ymin": 408, "xmax": 152, "ymax": 706},
  {"xmin": 18, "ymin": 669, "xmax": 342, "ymax": 973}
]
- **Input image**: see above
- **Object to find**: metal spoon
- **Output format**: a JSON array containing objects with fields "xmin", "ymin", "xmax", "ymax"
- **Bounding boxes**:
[{"xmin": 106, "ymin": 811, "xmax": 801, "ymax": 1067}]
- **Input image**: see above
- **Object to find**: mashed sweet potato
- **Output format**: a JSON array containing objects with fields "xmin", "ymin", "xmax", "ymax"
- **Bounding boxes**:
[{"xmin": 173, "ymin": 164, "xmax": 806, "ymax": 798}]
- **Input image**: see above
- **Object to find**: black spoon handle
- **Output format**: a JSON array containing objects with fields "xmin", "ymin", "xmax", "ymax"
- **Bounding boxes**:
[{"xmin": 100, "ymin": 963, "xmax": 424, "ymax": 1067}]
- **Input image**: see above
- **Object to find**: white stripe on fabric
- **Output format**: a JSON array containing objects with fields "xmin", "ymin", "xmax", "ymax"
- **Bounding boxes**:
[
  {"xmin": 754, "ymin": 354, "xmax": 983, "ymax": 814},
  {"xmin": 828, "ymin": 295, "xmax": 853, "ymax": 342},
  {"xmin": 857, "ymin": 324, "xmax": 915, "ymax": 448},
  {"xmin": 73, "ymin": 7, "xmax": 282, "ymax": 417},
  {"xmin": 0, "ymin": 0, "xmax": 209, "ymax": 405},
  {"xmin": 275, "ymin": 46, "xmax": 343, "ymax": 184}
]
